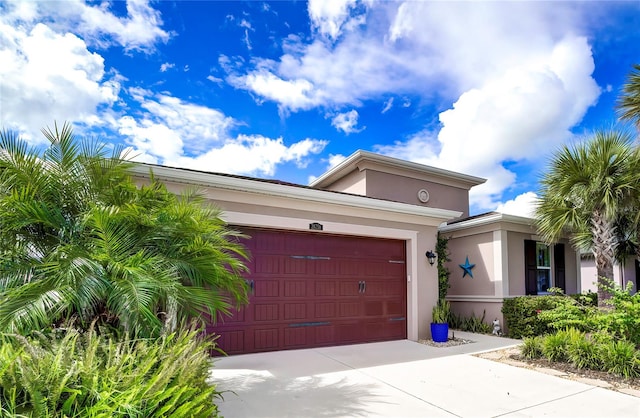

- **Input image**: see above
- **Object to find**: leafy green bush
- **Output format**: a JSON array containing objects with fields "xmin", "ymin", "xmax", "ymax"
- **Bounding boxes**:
[
  {"xmin": 502, "ymin": 295, "xmax": 572, "ymax": 338},
  {"xmin": 541, "ymin": 328, "xmax": 579, "ymax": 362},
  {"xmin": 448, "ymin": 310, "xmax": 492, "ymax": 334},
  {"xmin": 600, "ymin": 340, "xmax": 640, "ymax": 378},
  {"xmin": 0, "ymin": 327, "xmax": 221, "ymax": 417},
  {"xmin": 521, "ymin": 336, "xmax": 544, "ymax": 359},
  {"xmin": 567, "ymin": 335, "xmax": 601, "ymax": 370}
]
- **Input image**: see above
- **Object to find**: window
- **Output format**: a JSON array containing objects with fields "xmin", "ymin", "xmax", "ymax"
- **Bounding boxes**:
[
  {"xmin": 536, "ymin": 243, "xmax": 551, "ymax": 293},
  {"xmin": 525, "ymin": 240, "xmax": 565, "ymax": 295}
]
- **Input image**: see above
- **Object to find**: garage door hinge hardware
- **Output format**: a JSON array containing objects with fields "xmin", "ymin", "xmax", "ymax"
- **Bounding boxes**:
[
  {"xmin": 289, "ymin": 321, "xmax": 331, "ymax": 328},
  {"xmin": 388, "ymin": 260, "xmax": 405, "ymax": 264},
  {"xmin": 389, "ymin": 317, "xmax": 406, "ymax": 322},
  {"xmin": 290, "ymin": 255, "xmax": 331, "ymax": 260}
]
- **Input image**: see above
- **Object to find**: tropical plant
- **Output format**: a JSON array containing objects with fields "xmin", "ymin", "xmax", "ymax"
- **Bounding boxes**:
[
  {"xmin": 521, "ymin": 336, "xmax": 544, "ymax": 359},
  {"xmin": 431, "ymin": 299, "xmax": 450, "ymax": 324},
  {"xmin": 0, "ymin": 123, "xmax": 249, "ymax": 337},
  {"xmin": 617, "ymin": 63, "xmax": 640, "ymax": 127},
  {"xmin": 448, "ymin": 310, "xmax": 492, "ymax": 333},
  {"xmin": 535, "ymin": 129, "xmax": 640, "ymax": 305},
  {"xmin": 0, "ymin": 327, "xmax": 221, "ymax": 417}
]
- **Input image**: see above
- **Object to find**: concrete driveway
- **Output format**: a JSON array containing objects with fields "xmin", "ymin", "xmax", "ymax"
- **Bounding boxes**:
[{"xmin": 210, "ymin": 332, "xmax": 640, "ymax": 417}]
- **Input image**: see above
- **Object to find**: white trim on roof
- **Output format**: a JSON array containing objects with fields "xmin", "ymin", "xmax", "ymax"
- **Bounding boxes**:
[
  {"xmin": 439, "ymin": 212, "xmax": 535, "ymax": 233},
  {"xmin": 310, "ymin": 150, "xmax": 486, "ymax": 189},
  {"xmin": 131, "ymin": 163, "xmax": 462, "ymax": 221}
]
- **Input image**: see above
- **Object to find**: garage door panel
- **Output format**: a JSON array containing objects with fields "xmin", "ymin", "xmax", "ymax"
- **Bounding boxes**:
[
  {"xmin": 338, "ymin": 260, "xmax": 361, "ymax": 276},
  {"xmin": 313, "ymin": 259, "xmax": 337, "ymax": 275},
  {"xmin": 387, "ymin": 301, "xmax": 404, "ymax": 316},
  {"xmin": 336, "ymin": 322, "xmax": 362, "ymax": 343},
  {"xmin": 254, "ymin": 280, "xmax": 279, "ymax": 297},
  {"xmin": 254, "ymin": 328, "xmax": 279, "ymax": 350},
  {"xmin": 283, "ymin": 256, "xmax": 308, "ymax": 274},
  {"xmin": 314, "ymin": 325, "xmax": 334, "ymax": 344},
  {"xmin": 210, "ymin": 228, "xmax": 407, "ymax": 355},
  {"xmin": 254, "ymin": 303, "xmax": 279, "ymax": 321},
  {"xmin": 214, "ymin": 329, "xmax": 246, "ymax": 353},
  {"xmin": 283, "ymin": 280, "xmax": 307, "ymax": 297},
  {"xmin": 283, "ymin": 303, "xmax": 307, "ymax": 320},
  {"xmin": 254, "ymin": 255, "xmax": 282, "ymax": 274},
  {"xmin": 314, "ymin": 281, "xmax": 337, "ymax": 296},
  {"xmin": 339, "ymin": 301, "xmax": 361, "ymax": 317},
  {"xmin": 364, "ymin": 301, "xmax": 384, "ymax": 316},
  {"xmin": 339, "ymin": 280, "xmax": 360, "ymax": 296},
  {"xmin": 314, "ymin": 302, "xmax": 336, "ymax": 318},
  {"xmin": 284, "ymin": 327, "xmax": 307, "ymax": 347}
]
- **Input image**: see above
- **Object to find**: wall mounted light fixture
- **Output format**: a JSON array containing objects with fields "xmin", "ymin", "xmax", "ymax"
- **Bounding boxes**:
[{"xmin": 425, "ymin": 250, "xmax": 437, "ymax": 266}]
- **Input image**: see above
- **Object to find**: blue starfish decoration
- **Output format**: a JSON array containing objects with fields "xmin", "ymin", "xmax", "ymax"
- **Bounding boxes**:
[{"xmin": 459, "ymin": 256, "xmax": 475, "ymax": 278}]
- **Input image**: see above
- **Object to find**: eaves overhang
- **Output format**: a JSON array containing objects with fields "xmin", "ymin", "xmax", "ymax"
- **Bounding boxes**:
[
  {"xmin": 130, "ymin": 163, "xmax": 462, "ymax": 223},
  {"xmin": 309, "ymin": 150, "xmax": 486, "ymax": 190},
  {"xmin": 439, "ymin": 212, "xmax": 535, "ymax": 233}
]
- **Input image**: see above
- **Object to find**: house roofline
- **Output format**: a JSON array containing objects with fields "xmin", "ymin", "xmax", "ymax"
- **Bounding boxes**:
[
  {"xmin": 130, "ymin": 163, "xmax": 463, "ymax": 221},
  {"xmin": 439, "ymin": 211, "xmax": 535, "ymax": 232},
  {"xmin": 309, "ymin": 150, "xmax": 486, "ymax": 189}
]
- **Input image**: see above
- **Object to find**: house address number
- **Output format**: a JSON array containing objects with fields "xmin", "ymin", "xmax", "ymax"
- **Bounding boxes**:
[{"xmin": 309, "ymin": 222, "xmax": 323, "ymax": 231}]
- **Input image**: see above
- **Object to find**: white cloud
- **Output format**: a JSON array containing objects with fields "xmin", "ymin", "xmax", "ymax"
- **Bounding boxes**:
[
  {"xmin": 331, "ymin": 110, "xmax": 364, "ymax": 134},
  {"xmin": 307, "ymin": 0, "xmax": 361, "ymax": 41},
  {"xmin": 207, "ymin": 75, "xmax": 224, "ymax": 84},
  {"xmin": 160, "ymin": 62, "xmax": 175, "ymax": 72},
  {"xmin": 327, "ymin": 153, "xmax": 347, "ymax": 169},
  {"xmin": 118, "ymin": 90, "xmax": 328, "ymax": 177},
  {"xmin": 231, "ymin": 70, "xmax": 323, "ymax": 112},
  {"xmin": 378, "ymin": 35, "xmax": 599, "ymax": 210},
  {"xmin": 169, "ymin": 135, "xmax": 327, "ymax": 177},
  {"xmin": 496, "ymin": 192, "xmax": 539, "ymax": 218},
  {"xmin": 0, "ymin": 21, "xmax": 120, "ymax": 142},
  {"xmin": 381, "ymin": 98, "xmax": 394, "ymax": 114},
  {"xmin": 2, "ymin": 0, "xmax": 170, "ymax": 52}
]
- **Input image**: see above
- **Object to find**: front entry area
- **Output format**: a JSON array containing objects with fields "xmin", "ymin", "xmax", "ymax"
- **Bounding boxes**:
[{"xmin": 208, "ymin": 227, "xmax": 407, "ymax": 354}]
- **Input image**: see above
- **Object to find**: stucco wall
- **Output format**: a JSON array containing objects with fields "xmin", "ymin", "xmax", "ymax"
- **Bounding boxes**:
[
  {"xmin": 446, "ymin": 231, "xmax": 495, "ymax": 296},
  {"xmin": 581, "ymin": 257, "xmax": 636, "ymax": 294},
  {"xmin": 363, "ymin": 170, "xmax": 470, "ymax": 217},
  {"xmin": 507, "ymin": 231, "xmax": 527, "ymax": 296},
  {"xmin": 322, "ymin": 168, "xmax": 367, "ymax": 195}
]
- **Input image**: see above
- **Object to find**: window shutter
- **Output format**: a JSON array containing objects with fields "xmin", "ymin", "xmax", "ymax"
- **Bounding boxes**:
[
  {"xmin": 524, "ymin": 240, "xmax": 537, "ymax": 295},
  {"xmin": 554, "ymin": 244, "xmax": 565, "ymax": 292}
]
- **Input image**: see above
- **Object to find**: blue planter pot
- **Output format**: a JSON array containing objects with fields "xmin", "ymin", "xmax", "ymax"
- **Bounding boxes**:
[{"xmin": 430, "ymin": 323, "xmax": 449, "ymax": 343}]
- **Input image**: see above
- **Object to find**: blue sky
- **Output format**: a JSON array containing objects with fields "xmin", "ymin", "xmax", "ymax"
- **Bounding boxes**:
[{"xmin": 2, "ymin": 1, "xmax": 640, "ymax": 216}]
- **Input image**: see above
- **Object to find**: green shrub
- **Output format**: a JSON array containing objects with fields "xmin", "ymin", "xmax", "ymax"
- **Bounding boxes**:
[
  {"xmin": 448, "ymin": 310, "xmax": 492, "ymax": 334},
  {"xmin": 567, "ymin": 335, "xmax": 602, "ymax": 370},
  {"xmin": 601, "ymin": 340, "xmax": 640, "ymax": 379},
  {"xmin": 541, "ymin": 329, "xmax": 576, "ymax": 362},
  {"xmin": 569, "ymin": 292, "xmax": 598, "ymax": 307},
  {"xmin": 0, "ymin": 328, "xmax": 221, "ymax": 417},
  {"xmin": 502, "ymin": 295, "xmax": 570, "ymax": 338},
  {"xmin": 521, "ymin": 336, "xmax": 544, "ymax": 359}
]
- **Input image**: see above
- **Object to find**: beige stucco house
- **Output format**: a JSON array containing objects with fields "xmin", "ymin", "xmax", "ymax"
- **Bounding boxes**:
[
  {"xmin": 440, "ymin": 213, "xmax": 579, "ymax": 327},
  {"xmin": 132, "ymin": 150, "xmax": 581, "ymax": 354}
]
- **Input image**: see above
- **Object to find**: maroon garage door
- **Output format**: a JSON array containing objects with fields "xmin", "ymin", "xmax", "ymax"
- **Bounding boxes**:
[{"xmin": 207, "ymin": 227, "xmax": 407, "ymax": 355}]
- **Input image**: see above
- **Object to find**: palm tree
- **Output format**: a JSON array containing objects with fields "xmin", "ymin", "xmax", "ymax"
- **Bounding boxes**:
[
  {"xmin": 0, "ymin": 123, "xmax": 248, "ymax": 336},
  {"xmin": 618, "ymin": 64, "xmax": 640, "ymax": 128},
  {"xmin": 536, "ymin": 129, "xmax": 640, "ymax": 305}
]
